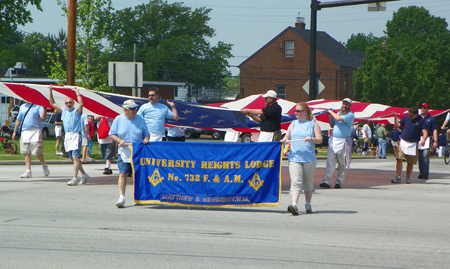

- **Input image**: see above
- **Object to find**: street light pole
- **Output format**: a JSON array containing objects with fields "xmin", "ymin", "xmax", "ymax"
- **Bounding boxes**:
[{"xmin": 309, "ymin": 0, "xmax": 319, "ymax": 101}]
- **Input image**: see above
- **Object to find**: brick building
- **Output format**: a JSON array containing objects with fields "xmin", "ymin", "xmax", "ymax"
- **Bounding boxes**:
[{"xmin": 238, "ymin": 19, "xmax": 364, "ymax": 102}]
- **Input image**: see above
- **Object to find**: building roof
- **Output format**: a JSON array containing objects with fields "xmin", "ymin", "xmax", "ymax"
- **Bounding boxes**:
[{"xmin": 239, "ymin": 26, "xmax": 365, "ymax": 69}]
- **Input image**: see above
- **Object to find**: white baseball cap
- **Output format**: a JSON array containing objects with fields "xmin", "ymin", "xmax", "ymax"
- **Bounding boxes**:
[
  {"xmin": 262, "ymin": 90, "xmax": 277, "ymax": 99},
  {"xmin": 122, "ymin": 99, "xmax": 139, "ymax": 109}
]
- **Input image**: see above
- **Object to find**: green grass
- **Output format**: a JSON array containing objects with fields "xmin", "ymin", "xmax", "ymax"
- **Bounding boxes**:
[{"xmin": 0, "ymin": 137, "xmax": 102, "ymax": 161}]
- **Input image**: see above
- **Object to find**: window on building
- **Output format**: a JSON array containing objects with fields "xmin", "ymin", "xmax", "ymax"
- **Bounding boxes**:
[
  {"xmin": 285, "ymin": 41, "xmax": 294, "ymax": 57},
  {"xmin": 343, "ymin": 74, "xmax": 349, "ymax": 92},
  {"xmin": 276, "ymin": 86, "xmax": 286, "ymax": 99}
]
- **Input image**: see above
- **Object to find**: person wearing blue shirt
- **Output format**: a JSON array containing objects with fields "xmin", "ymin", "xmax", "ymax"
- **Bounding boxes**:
[
  {"xmin": 49, "ymin": 86, "xmax": 90, "ymax": 186},
  {"xmin": 109, "ymin": 99, "xmax": 150, "ymax": 208},
  {"xmin": 11, "ymin": 102, "xmax": 50, "ymax": 178},
  {"xmin": 166, "ymin": 127, "xmax": 185, "ymax": 141},
  {"xmin": 79, "ymin": 114, "xmax": 91, "ymax": 164},
  {"xmin": 280, "ymin": 103, "xmax": 322, "ymax": 215},
  {"xmin": 437, "ymin": 132, "xmax": 447, "ymax": 158},
  {"xmin": 137, "ymin": 87, "xmax": 179, "ymax": 141},
  {"xmin": 320, "ymin": 98, "xmax": 355, "ymax": 189},
  {"xmin": 392, "ymin": 107, "xmax": 427, "ymax": 184},
  {"xmin": 417, "ymin": 103, "xmax": 438, "ymax": 180},
  {"xmin": 389, "ymin": 127, "xmax": 401, "ymax": 159}
]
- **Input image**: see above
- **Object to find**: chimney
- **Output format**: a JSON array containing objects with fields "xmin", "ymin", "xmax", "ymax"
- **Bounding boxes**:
[{"xmin": 295, "ymin": 12, "xmax": 305, "ymax": 29}]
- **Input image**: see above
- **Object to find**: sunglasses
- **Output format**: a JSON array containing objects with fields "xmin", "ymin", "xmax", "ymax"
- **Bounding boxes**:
[
  {"xmin": 295, "ymin": 110, "xmax": 305, "ymax": 113},
  {"xmin": 148, "ymin": 94, "xmax": 156, "ymax": 97},
  {"xmin": 65, "ymin": 102, "xmax": 73, "ymax": 104}
]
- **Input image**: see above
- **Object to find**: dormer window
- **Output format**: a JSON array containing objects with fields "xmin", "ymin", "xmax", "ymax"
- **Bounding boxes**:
[{"xmin": 285, "ymin": 41, "xmax": 294, "ymax": 57}]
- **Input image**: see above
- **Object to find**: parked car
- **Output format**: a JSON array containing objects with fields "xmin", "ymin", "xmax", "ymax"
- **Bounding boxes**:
[
  {"xmin": 184, "ymin": 128, "xmax": 203, "ymax": 139},
  {"xmin": 200, "ymin": 129, "xmax": 226, "ymax": 140},
  {"xmin": 9, "ymin": 105, "xmax": 20, "ymax": 123},
  {"xmin": 8, "ymin": 112, "xmax": 57, "ymax": 138}
]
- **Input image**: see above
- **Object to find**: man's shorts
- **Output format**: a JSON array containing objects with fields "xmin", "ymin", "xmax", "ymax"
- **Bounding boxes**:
[
  {"xmin": 117, "ymin": 154, "xmax": 132, "ymax": 175},
  {"xmin": 66, "ymin": 135, "xmax": 82, "ymax": 160},
  {"xmin": 391, "ymin": 141, "xmax": 398, "ymax": 147},
  {"xmin": 55, "ymin": 125, "xmax": 62, "ymax": 138},
  {"xmin": 101, "ymin": 143, "xmax": 116, "ymax": 160},
  {"xmin": 397, "ymin": 147, "xmax": 417, "ymax": 165},
  {"xmin": 81, "ymin": 137, "xmax": 88, "ymax": 147},
  {"xmin": 20, "ymin": 140, "xmax": 43, "ymax": 155}
]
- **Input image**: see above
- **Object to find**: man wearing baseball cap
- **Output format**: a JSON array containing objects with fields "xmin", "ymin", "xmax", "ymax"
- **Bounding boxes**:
[
  {"xmin": 320, "ymin": 98, "xmax": 354, "ymax": 189},
  {"xmin": 417, "ymin": 103, "xmax": 437, "ymax": 180},
  {"xmin": 109, "ymin": 99, "xmax": 150, "ymax": 208},
  {"xmin": 241, "ymin": 90, "xmax": 282, "ymax": 142}
]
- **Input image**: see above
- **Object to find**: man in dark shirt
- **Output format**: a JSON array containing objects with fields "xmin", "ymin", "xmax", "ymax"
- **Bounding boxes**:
[
  {"xmin": 417, "ymin": 103, "xmax": 437, "ymax": 180},
  {"xmin": 392, "ymin": 107, "xmax": 427, "ymax": 184},
  {"xmin": 241, "ymin": 90, "xmax": 282, "ymax": 142}
]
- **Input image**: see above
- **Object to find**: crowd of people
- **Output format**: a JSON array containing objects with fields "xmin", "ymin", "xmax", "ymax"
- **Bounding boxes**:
[{"xmin": 9, "ymin": 88, "xmax": 446, "ymax": 212}]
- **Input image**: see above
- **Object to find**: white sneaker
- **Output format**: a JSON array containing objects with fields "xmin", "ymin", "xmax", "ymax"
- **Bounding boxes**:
[
  {"xmin": 80, "ymin": 173, "xmax": 90, "ymax": 185},
  {"xmin": 42, "ymin": 165, "xmax": 50, "ymax": 177},
  {"xmin": 67, "ymin": 178, "xmax": 79, "ymax": 186},
  {"xmin": 56, "ymin": 151, "xmax": 63, "ymax": 156},
  {"xmin": 20, "ymin": 170, "xmax": 32, "ymax": 178},
  {"xmin": 116, "ymin": 197, "xmax": 126, "ymax": 208}
]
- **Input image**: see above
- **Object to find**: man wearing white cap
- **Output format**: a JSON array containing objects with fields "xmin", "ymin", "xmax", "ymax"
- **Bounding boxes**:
[
  {"xmin": 241, "ymin": 90, "xmax": 282, "ymax": 142},
  {"xmin": 320, "ymin": 98, "xmax": 355, "ymax": 189},
  {"xmin": 109, "ymin": 99, "xmax": 150, "ymax": 208}
]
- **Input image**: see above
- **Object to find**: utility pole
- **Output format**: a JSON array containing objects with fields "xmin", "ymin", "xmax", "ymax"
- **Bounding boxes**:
[
  {"xmin": 309, "ymin": 0, "xmax": 401, "ymax": 100},
  {"xmin": 67, "ymin": 0, "xmax": 77, "ymax": 86}
]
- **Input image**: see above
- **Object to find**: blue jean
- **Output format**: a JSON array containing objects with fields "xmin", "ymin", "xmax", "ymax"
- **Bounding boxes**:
[
  {"xmin": 378, "ymin": 138, "xmax": 387, "ymax": 158},
  {"xmin": 88, "ymin": 140, "xmax": 93, "ymax": 156},
  {"xmin": 418, "ymin": 148, "xmax": 430, "ymax": 176}
]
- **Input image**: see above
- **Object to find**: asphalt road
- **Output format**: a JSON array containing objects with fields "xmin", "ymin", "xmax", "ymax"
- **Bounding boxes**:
[{"xmin": 1, "ymin": 154, "xmax": 450, "ymax": 268}]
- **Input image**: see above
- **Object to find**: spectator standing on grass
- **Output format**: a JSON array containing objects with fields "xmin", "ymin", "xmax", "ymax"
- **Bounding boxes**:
[
  {"xmin": 94, "ymin": 116, "xmax": 116, "ymax": 175},
  {"xmin": 54, "ymin": 108, "xmax": 63, "ymax": 155},
  {"xmin": 389, "ymin": 127, "xmax": 401, "ymax": 159},
  {"xmin": 377, "ymin": 124, "xmax": 389, "ymax": 159}
]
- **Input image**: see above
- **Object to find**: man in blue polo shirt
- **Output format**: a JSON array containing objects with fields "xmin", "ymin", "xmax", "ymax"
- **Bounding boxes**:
[
  {"xmin": 392, "ymin": 107, "xmax": 427, "ymax": 184},
  {"xmin": 417, "ymin": 103, "xmax": 437, "ymax": 180}
]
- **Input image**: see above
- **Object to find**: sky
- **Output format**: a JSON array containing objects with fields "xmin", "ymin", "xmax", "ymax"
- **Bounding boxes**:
[{"xmin": 18, "ymin": 0, "xmax": 450, "ymax": 75}]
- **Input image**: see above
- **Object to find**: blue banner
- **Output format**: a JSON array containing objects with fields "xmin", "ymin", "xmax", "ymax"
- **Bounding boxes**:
[{"xmin": 132, "ymin": 142, "xmax": 282, "ymax": 208}]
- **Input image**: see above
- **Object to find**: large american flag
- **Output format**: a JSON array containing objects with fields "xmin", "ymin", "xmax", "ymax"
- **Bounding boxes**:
[{"xmin": 0, "ymin": 82, "xmax": 447, "ymax": 132}]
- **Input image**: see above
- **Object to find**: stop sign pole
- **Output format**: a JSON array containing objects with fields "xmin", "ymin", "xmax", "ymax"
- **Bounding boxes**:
[{"xmin": 309, "ymin": 0, "xmax": 402, "ymax": 100}]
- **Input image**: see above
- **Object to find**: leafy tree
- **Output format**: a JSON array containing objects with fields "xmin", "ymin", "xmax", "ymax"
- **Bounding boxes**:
[
  {"xmin": 385, "ymin": 6, "xmax": 448, "ymax": 42},
  {"xmin": 0, "ymin": 25, "xmax": 25, "ymax": 68},
  {"xmin": 353, "ymin": 6, "xmax": 450, "ymax": 109},
  {"xmin": 342, "ymin": 32, "xmax": 384, "ymax": 52},
  {"xmin": 385, "ymin": 6, "xmax": 449, "ymax": 50},
  {"xmin": 0, "ymin": 0, "xmax": 42, "ymax": 39},
  {"xmin": 106, "ymin": 0, "xmax": 232, "ymax": 89}
]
